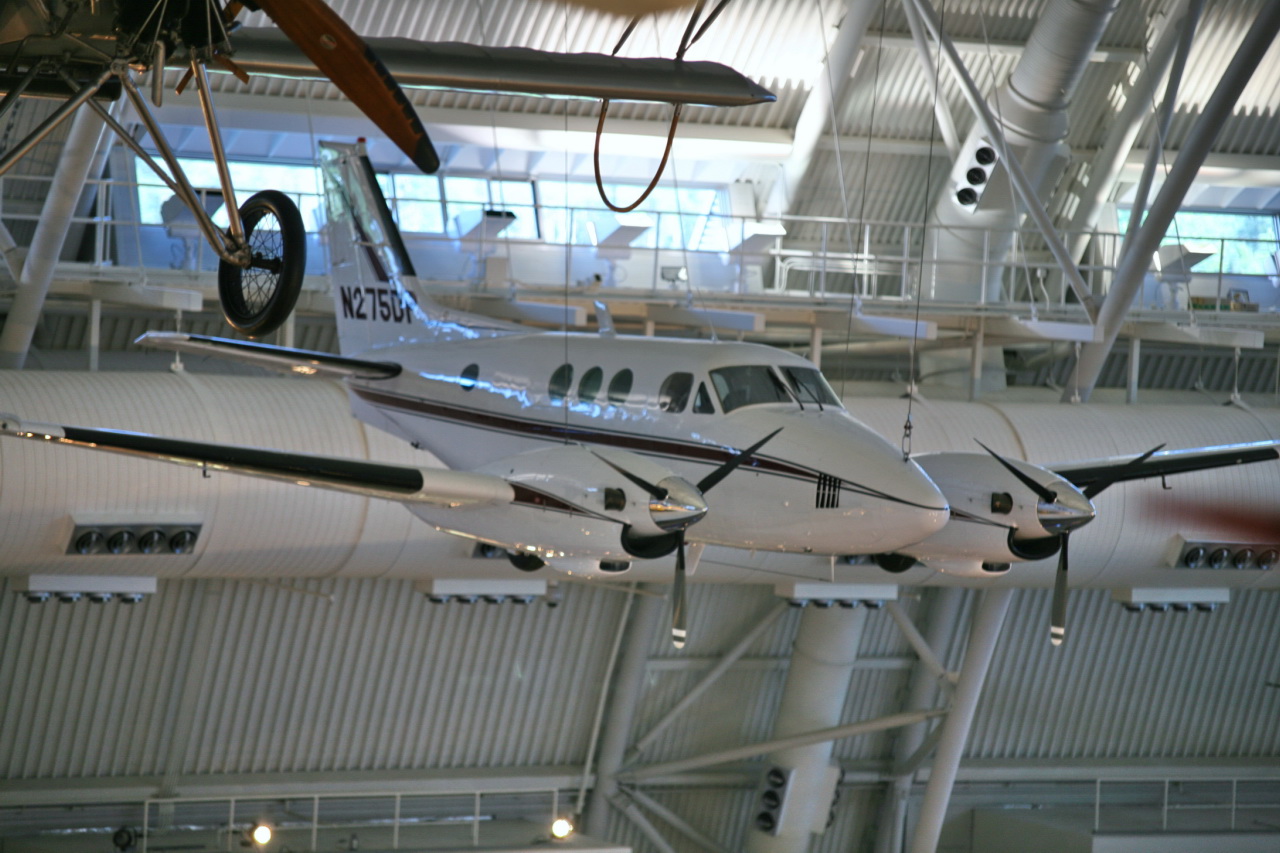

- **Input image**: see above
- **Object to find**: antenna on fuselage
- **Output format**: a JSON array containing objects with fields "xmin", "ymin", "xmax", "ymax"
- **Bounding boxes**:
[{"xmin": 593, "ymin": 301, "xmax": 617, "ymax": 338}]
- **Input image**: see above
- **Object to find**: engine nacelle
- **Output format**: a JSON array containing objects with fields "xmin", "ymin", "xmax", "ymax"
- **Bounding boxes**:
[
  {"xmin": 409, "ymin": 445, "xmax": 705, "ymax": 566},
  {"xmin": 901, "ymin": 451, "xmax": 1090, "ymax": 568}
]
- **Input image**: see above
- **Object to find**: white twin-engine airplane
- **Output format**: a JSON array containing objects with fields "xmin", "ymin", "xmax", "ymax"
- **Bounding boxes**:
[{"xmin": 2, "ymin": 142, "xmax": 1276, "ymax": 648}]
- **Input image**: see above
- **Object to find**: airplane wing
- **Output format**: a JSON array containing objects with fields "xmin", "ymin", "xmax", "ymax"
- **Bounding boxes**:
[
  {"xmin": 225, "ymin": 29, "xmax": 776, "ymax": 107},
  {"xmin": 1051, "ymin": 441, "xmax": 1280, "ymax": 496},
  {"xmin": 136, "ymin": 332, "xmax": 400, "ymax": 380},
  {"xmin": 0, "ymin": 415, "xmax": 511, "ymax": 508}
]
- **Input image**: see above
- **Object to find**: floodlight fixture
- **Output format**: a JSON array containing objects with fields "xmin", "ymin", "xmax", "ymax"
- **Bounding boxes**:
[{"xmin": 550, "ymin": 817, "xmax": 575, "ymax": 840}]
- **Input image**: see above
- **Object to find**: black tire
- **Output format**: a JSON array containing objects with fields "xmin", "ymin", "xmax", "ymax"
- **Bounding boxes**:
[{"xmin": 218, "ymin": 189, "xmax": 306, "ymax": 337}]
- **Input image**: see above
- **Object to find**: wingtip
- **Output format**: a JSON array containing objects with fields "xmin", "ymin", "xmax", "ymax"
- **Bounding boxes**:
[
  {"xmin": 671, "ymin": 629, "xmax": 687, "ymax": 650},
  {"xmin": 1050, "ymin": 627, "xmax": 1065, "ymax": 646}
]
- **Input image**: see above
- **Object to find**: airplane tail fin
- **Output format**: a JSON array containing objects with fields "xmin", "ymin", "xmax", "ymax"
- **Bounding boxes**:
[{"xmin": 318, "ymin": 141, "xmax": 516, "ymax": 356}]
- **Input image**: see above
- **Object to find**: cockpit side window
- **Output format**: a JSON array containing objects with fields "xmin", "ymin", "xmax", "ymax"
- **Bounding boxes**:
[
  {"xmin": 549, "ymin": 363, "xmax": 573, "ymax": 404},
  {"xmin": 709, "ymin": 365, "xmax": 793, "ymax": 412},
  {"xmin": 658, "ymin": 372, "xmax": 693, "ymax": 413},
  {"xmin": 692, "ymin": 382, "xmax": 715, "ymax": 414},
  {"xmin": 782, "ymin": 367, "xmax": 843, "ymax": 409}
]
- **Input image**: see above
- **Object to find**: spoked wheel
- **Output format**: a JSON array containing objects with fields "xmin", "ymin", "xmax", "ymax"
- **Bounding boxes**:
[{"xmin": 218, "ymin": 190, "xmax": 306, "ymax": 337}]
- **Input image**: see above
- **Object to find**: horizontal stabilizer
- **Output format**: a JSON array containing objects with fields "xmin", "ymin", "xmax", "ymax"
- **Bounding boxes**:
[
  {"xmin": 1052, "ymin": 441, "xmax": 1280, "ymax": 494},
  {"xmin": 136, "ymin": 332, "xmax": 401, "ymax": 380},
  {"xmin": 0, "ymin": 416, "xmax": 512, "ymax": 508}
]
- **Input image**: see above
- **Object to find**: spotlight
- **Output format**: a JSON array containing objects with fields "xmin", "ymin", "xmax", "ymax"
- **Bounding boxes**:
[
  {"xmin": 1233, "ymin": 549, "xmax": 1255, "ymax": 570},
  {"xmin": 1259, "ymin": 550, "xmax": 1279, "ymax": 571},
  {"xmin": 24, "ymin": 592, "xmax": 50, "ymax": 604},
  {"xmin": 250, "ymin": 822, "xmax": 272, "ymax": 846},
  {"xmin": 88, "ymin": 592, "xmax": 114, "ymax": 604},
  {"xmin": 57, "ymin": 592, "xmax": 82, "ymax": 604},
  {"xmin": 1182, "ymin": 546, "xmax": 1206, "ymax": 568},
  {"xmin": 550, "ymin": 817, "xmax": 574, "ymax": 840},
  {"xmin": 1207, "ymin": 547, "xmax": 1231, "ymax": 569}
]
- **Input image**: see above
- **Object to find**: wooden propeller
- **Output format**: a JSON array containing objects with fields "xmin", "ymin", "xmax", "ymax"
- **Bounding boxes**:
[{"xmin": 248, "ymin": 0, "xmax": 439, "ymax": 173}]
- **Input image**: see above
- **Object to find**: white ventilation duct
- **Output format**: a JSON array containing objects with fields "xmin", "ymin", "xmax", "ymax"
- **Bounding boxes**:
[
  {"xmin": 920, "ymin": 0, "xmax": 1120, "ymax": 387},
  {"xmin": 0, "ymin": 371, "xmax": 1275, "ymax": 591}
]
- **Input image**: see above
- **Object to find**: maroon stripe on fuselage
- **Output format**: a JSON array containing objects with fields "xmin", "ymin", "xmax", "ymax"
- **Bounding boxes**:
[{"xmin": 351, "ymin": 385, "xmax": 813, "ymax": 480}]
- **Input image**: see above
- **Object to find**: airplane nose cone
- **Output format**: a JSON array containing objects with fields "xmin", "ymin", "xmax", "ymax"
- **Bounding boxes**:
[
  {"xmin": 868, "ymin": 459, "xmax": 951, "ymax": 551},
  {"xmin": 650, "ymin": 476, "xmax": 709, "ymax": 532},
  {"xmin": 1038, "ymin": 484, "xmax": 1096, "ymax": 535}
]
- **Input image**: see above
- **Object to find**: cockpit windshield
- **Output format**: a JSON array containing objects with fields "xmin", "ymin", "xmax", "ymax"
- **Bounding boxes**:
[
  {"xmin": 709, "ymin": 366, "xmax": 795, "ymax": 412},
  {"xmin": 781, "ymin": 367, "xmax": 843, "ymax": 409}
]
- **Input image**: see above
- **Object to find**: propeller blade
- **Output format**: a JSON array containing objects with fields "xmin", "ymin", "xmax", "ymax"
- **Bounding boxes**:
[
  {"xmin": 975, "ymin": 440, "xmax": 1056, "ymax": 503},
  {"xmin": 591, "ymin": 452, "xmax": 669, "ymax": 499},
  {"xmin": 672, "ymin": 534, "xmax": 688, "ymax": 649},
  {"xmin": 1049, "ymin": 534, "xmax": 1069, "ymax": 646},
  {"xmin": 697, "ymin": 428, "xmax": 782, "ymax": 493},
  {"xmin": 1082, "ymin": 444, "xmax": 1166, "ymax": 499},
  {"xmin": 252, "ymin": 0, "xmax": 440, "ymax": 173}
]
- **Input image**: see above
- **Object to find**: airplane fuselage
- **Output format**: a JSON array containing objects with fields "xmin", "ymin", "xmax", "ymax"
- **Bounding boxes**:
[{"xmin": 342, "ymin": 331, "xmax": 950, "ymax": 562}]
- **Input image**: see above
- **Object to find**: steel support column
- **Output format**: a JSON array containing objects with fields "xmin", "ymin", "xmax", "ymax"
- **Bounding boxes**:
[
  {"xmin": 1065, "ymin": 0, "xmax": 1194, "ymax": 264},
  {"xmin": 745, "ymin": 604, "xmax": 869, "ymax": 853},
  {"xmin": 584, "ymin": 584, "xmax": 666, "ymax": 838},
  {"xmin": 1066, "ymin": 1, "xmax": 1280, "ymax": 402},
  {"xmin": 908, "ymin": 588, "xmax": 1013, "ymax": 853},
  {"xmin": 874, "ymin": 588, "xmax": 966, "ymax": 853},
  {"xmin": 767, "ymin": 0, "xmax": 879, "ymax": 216},
  {"xmin": 0, "ymin": 104, "xmax": 106, "ymax": 369}
]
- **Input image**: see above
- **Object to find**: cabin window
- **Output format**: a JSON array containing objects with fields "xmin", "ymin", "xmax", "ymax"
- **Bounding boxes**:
[
  {"xmin": 549, "ymin": 363, "xmax": 574, "ymax": 404},
  {"xmin": 578, "ymin": 366, "xmax": 604, "ymax": 402},
  {"xmin": 709, "ymin": 366, "xmax": 792, "ymax": 412},
  {"xmin": 692, "ymin": 382, "xmax": 715, "ymax": 414},
  {"xmin": 607, "ymin": 369, "xmax": 634, "ymax": 404},
  {"xmin": 781, "ymin": 367, "xmax": 842, "ymax": 408},
  {"xmin": 658, "ymin": 372, "xmax": 693, "ymax": 413},
  {"xmin": 459, "ymin": 363, "xmax": 479, "ymax": 391}
]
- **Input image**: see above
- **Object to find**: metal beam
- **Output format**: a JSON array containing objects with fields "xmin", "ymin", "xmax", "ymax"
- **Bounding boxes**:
[
  {"xmin": 874, "ymin": 588, "xmax": 967, "ymax": 853},
  {"xmin": 630, "ymin": 601, "xmax": 788, "ymax": 758},
  {"xmin": 585, "ymin": 585, "xmax": 666, "ymax": 837},
  {"xmin": 770, "ymin": 0, "xmax": 880, "ymax": 216},
  {"xmin": 624, "ymin": 787, "xmax": 732, "ymax": 853},
  {"xmin": 0, "ymin": 104, "xmax": 107, "ymax": 369},
  {"xmin": 909, "ymin": 589, "xmax": 1014, "ymax": 853},
  {"xmin": 1066, "ymin": 0, "xmax": 1193, "ymax": 263},
  {"xmin": 1067, "ymin": 2, "xmax": 1280, "ymax": 401},
  {"xmin": 885, "ymin": 600, "xmax": 955, "ymax": 686},
  {"xmin": 622, "ymin": 708, "xmax": 943, "ymax": 782},
  {"xmin": 1121, "ymin": 0, "xmax": 1204, "ymax": 260}
]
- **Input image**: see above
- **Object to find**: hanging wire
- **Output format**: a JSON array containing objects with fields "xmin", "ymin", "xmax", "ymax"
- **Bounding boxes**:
[
  {"xmin": 592, "ymin": 1, "xmax": 731, "ymax": 212},
  {"xmin": 472, "ymin": 0, "xmax": 516, "ymax": 284},
  {"xmin": 900, "ymin": 0, "xmax": 949, "ymax": 459},
  {"xmin": 816, "ymin": 0, "xmax": 885, "ymax": 399},
  {"xmin": 561, "ymin": 0, "xmax": 572, "ymax": 438}
]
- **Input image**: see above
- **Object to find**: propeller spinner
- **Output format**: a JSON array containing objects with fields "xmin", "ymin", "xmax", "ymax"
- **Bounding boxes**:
[
  {"xmin": 976, "ymin": 441, "xmax": 1097, "ymax": 646},
  {"xmin": 600, "ymin": 428, "xmax": 782, "ymax": 648}
]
